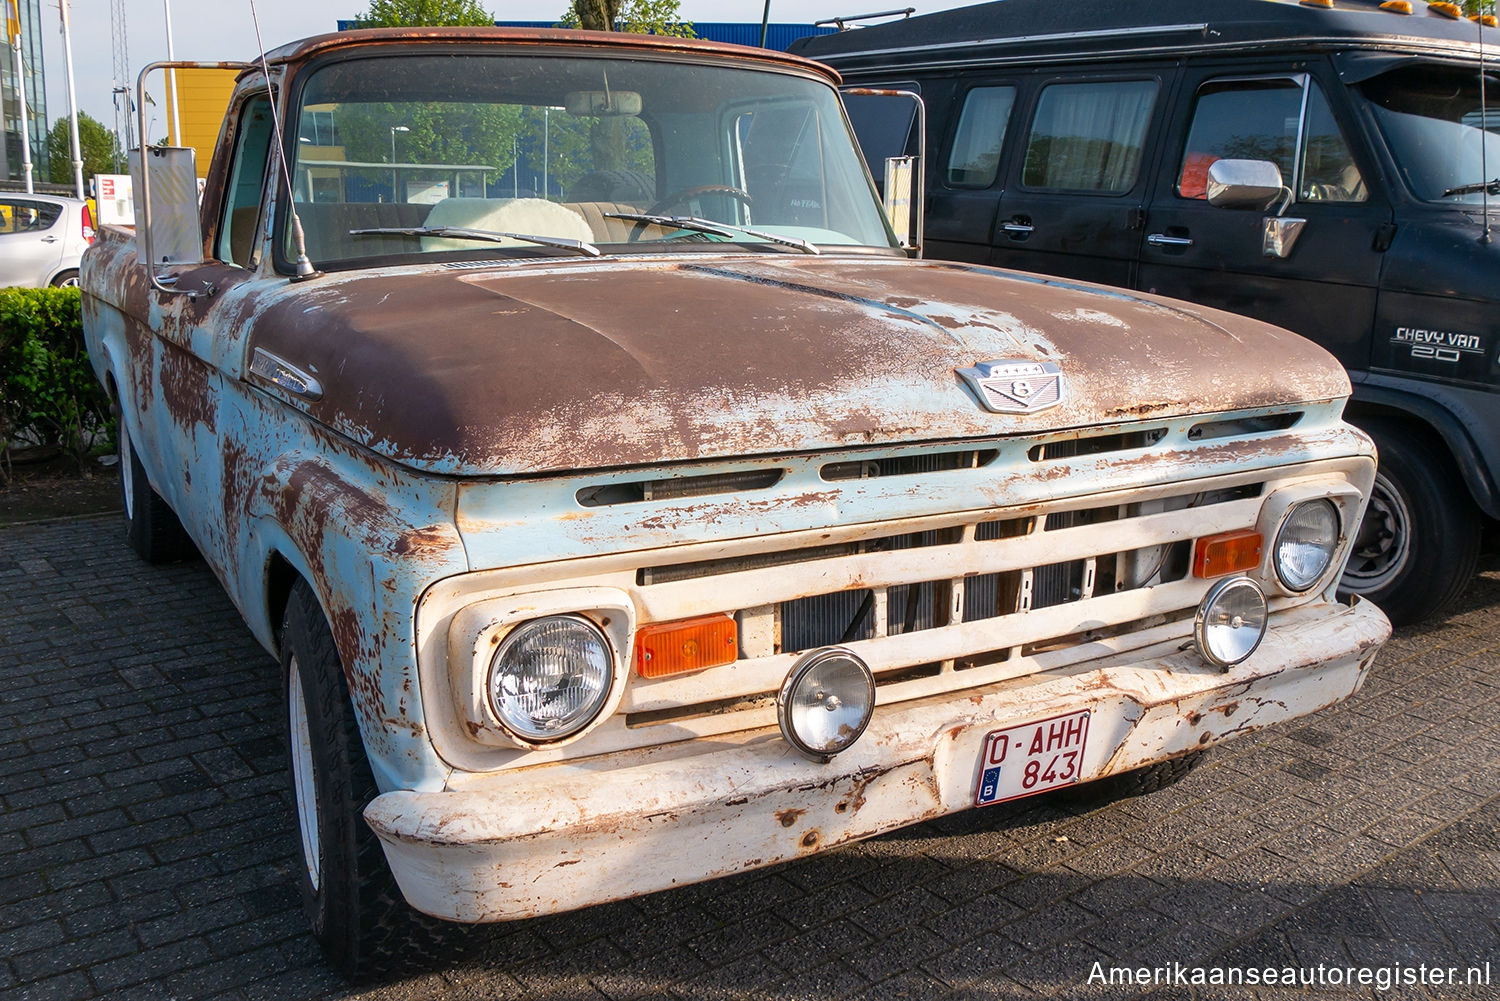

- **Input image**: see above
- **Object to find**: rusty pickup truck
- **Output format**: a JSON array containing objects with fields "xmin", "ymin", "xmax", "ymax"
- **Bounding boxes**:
[{"xmin": 82, "ymin": 26, "xmax": 1390, "ymax": 978}]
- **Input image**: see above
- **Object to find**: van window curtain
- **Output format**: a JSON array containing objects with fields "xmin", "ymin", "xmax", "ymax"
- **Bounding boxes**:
[{"xmin": 1022, "ymin": 81, "xmax": 1158, "ymax": 192}]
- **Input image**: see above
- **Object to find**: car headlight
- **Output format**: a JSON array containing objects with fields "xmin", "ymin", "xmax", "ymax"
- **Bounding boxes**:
[
  {"xmin": 1194, "ymin": 576, "xmax": 1268, "ymax": 669},
  {"xmin": 1274, "ymin": 499, "xmax": 1340, "ymax": 591},
  {"xmin": 778, "ymin": 647, "xmax": 876, "ymax": 761},
  {"xmin": 489, "ymin": 615, "xmax": 614, "ymax": 742}
]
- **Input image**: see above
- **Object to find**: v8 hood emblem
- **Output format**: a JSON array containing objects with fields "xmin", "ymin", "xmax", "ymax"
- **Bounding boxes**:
[{"xmin": 957, "ymin": 359, "xmax": 1064, "ymax": 414}]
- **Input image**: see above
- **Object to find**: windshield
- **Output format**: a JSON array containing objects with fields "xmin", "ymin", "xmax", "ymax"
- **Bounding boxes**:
[
  {"xmin": 286, "ymin": 51, "xmax": 897, "ymax": 266},
  {"xmin": 1362, "ymin": 65, "xmax": 1500, "ymax": 204}
]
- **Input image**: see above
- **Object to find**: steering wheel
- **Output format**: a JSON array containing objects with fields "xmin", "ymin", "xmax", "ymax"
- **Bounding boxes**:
[{"xmin": 644, "ymin": 184, "xmax": 753, "ymax": 217}]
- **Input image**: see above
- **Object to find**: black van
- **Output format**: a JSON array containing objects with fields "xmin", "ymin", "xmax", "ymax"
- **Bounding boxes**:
[{"xmin": 797, "ymin": 0, "xmax": 1500, "ymax": 625}]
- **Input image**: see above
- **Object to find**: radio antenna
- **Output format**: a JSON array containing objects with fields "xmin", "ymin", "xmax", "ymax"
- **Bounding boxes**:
[
  {"xmin": 1481, "ymin": 6, "xmax": 1492, "ymax": 244},
  {"xmin": 249, "ymin": 0, "xmax": 319, "ymax": 278}
]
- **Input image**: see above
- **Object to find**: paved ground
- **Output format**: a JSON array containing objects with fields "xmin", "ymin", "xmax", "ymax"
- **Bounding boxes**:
[{"xmin": 1, "ymin": 513, "xmax": 1497, "ymax": 1001}]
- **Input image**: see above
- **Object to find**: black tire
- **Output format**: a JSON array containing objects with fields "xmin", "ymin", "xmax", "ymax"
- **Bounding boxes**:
[
  {"xmin": 1339, "ymin": 420, "xmax": 1481, "ymax": 627},
  {"xmin": 1063, "ymin": 751, "xmax": 1208, "ymax": 803},
  {"xmin": 119, "ymin": 419, "xmax": 196, "ymax": 563},
  {"xmin": 281, "ymin": 580, "xmax": 451, "ymax": 981},
  {"xmin": 49, "ymin": 269, "xmax": 79, "ymax": 288}
]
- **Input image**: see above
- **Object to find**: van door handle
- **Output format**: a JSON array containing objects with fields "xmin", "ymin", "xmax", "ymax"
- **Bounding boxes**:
[
  {"xmin": 1147, "ymin": 233, "xmax": 1194, "ymax": 248},
  {"xmin": 40, "ymin": 235, "xmax": 57, "ymax": 243},
  {"xmin": 1001, "ymin": 221, "xmax": 1034, "ymax": 235}
]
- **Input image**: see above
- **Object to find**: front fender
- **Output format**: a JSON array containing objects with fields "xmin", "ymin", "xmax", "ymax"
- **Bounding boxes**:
[{"xmin": 239, "ymin": 450, "xmax": 467, "ymax": 793}]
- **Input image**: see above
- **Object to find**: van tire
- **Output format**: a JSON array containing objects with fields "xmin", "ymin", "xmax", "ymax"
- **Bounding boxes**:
[
  {"xmin": 281, "ymin": 580, "xmax": 452, "ymax": 981},
  {"xmin": 120, "ymin": 420, "xmax": 196, "ymax": 563},
  {"xmin": 1339, "ymin": 420, "xmax": 1480, "ymax": 626}
]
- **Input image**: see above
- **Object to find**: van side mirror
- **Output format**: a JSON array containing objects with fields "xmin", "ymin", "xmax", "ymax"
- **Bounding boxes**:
[
  {"xmin": 1205, "ymin": 159, "xmax": 1285, "ymax": 211},
  {"xmin": 130, "ymin": 146, "xmax": 203, "ymax": 274}
]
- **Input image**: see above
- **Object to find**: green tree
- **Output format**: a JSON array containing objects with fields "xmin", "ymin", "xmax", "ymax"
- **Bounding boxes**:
[
  {"xmin": 356, "ymin": 0, "xmax": 494, "ymax": 26},
  {"xmin": 1462, "ymin": 0, "xmax": 1496, "ymax": 17},
  {"xmin": 564, "ymin": 0, "xmax": 693, "ymax": 37},
  {"xmin": 45, "ymin": 113, "xmax": 120, "ymax": 186}
]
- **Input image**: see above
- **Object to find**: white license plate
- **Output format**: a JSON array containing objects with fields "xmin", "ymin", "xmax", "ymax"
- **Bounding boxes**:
[{"xmin": 975, "ymin": 709, "xmax": 1091, "ymax": 807}]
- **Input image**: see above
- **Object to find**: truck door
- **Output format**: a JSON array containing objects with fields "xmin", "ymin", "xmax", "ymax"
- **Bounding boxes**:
[
  {"xmin": 133, "ymin": 90, "xmax": 273, "ymax": 559},
  {"xmin": 989, "ymin": 67, "xmax": 1174, "ymax": 287},
  {"xmin": 1136, "ymin": 64, "xmax": 1391, "ymax": 372}
]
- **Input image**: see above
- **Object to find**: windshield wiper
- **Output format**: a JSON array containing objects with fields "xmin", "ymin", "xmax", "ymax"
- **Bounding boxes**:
[
  {"xmin": 348, "ymin": 226, "xmax": 602, "ymax": 258},
  {"xmin": 1442, "ymin": 178, "xmax": 1500, "ymax": 198},
  {"xmin": 603, "ymin": 212, "xmax": 820, "ymax": 255}
]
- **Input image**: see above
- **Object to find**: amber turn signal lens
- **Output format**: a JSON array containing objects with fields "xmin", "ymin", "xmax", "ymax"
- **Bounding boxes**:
[
  {"xmin": 634, "ymin": 614, "xmax": 738, "ymax": 678},
  {"xmin": 1193, "ymin": 530, "xmax": 1263, "ymax": 579}
]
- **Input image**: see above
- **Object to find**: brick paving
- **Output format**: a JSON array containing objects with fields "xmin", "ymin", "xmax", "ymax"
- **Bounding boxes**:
[{"xmin": 1, "ymin": 513, "xmax": 1497, "ymax": 1001}]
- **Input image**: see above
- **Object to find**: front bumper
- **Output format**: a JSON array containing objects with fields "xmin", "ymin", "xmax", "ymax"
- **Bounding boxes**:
[{"xmin": 366, "ymin": 597, "xmax": 1388, "ymax": 923}]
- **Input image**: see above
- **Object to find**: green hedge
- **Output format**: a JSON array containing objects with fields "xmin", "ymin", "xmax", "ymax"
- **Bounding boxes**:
[{"xmin": 0, "ymin": 287, "xmax": 110, "ymax": 479}]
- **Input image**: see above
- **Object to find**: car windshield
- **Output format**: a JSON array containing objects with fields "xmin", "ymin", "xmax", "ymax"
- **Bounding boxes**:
[
  {"xmin": 1361, "ymin": 64, "xmax": 1500, "ymax": 204},
  {"xmin": 286, "ymin": 51, "xmax": 898, "ymax": 266}
]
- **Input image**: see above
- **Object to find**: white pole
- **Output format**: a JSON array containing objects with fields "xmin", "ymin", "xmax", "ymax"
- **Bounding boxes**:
[
  {"xmin": 12, "ymin": 28, "xmax": 33, "ymax": 193},
  {"xmin": 58, "ymin": 0, "xmax": 84, "ymax": 198},
  {"xmin": 163, "ymin": 0, "xmax": 180, "ymax": 145}
]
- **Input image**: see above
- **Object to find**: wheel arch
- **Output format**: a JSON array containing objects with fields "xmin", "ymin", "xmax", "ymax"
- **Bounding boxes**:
[{"xmin": 1346, "ymin": 383, "xmax": 1499, "ymax": 519}]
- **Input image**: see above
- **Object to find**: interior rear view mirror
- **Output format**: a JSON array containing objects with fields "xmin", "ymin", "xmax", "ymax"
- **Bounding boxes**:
[{"xmin": 564, "ymin": 90, "xmax": 642, "ymax": 116}]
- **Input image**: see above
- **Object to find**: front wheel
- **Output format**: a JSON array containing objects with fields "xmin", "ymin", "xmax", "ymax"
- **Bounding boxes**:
[
  {"xmin": 281, "ymin": 581, "xmax": 450, "ymax": 980},
  {"xmin": 1339, "ymin": 420, "xmax": 1480, "ymax": 627},
  {"xmin": 1062, "ymin": 751, "xmax": 1208, "ymax": 804}
]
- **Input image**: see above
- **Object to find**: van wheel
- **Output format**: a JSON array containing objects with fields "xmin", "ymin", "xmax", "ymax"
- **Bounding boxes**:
[
  {"xmin": 50, "ymin": 269, "xmax": 79, "ymax": 288},
  {"xmin": 120, "ymin": 420, "xmax": 196, "ymax": 563},
  {"xmin": 1064, "ymin": 751, "xmax": 1208, "ymax": 803},
  {"xmin": 281, "ymin": 580, "xmax": 452, "ymax": 981},
  {"xmin": 1339, "ymin": 420, "xmax": 1480, "ymax": 626}
]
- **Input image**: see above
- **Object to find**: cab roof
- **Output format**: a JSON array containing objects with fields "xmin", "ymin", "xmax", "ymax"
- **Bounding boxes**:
[
  {"xmin": 792, "ymin": 0, "xmax": 1493, "ymax": 70},
  {"xmin": 263, "ymin": 25, "xmax": 838, "ymax": 80}
]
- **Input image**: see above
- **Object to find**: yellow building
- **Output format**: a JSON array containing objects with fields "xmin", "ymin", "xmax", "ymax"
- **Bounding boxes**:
[{"xmin": 164, "ymin": 68, "xmax": 240, "ymax": 179}]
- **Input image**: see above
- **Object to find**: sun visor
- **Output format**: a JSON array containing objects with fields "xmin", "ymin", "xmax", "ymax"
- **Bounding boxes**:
[{"xmin": 1333, "ymin": 50, "xmax": 1480, "ymax": 83}]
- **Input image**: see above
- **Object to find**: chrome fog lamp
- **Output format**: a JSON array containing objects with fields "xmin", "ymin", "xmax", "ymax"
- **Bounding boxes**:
[
  {"xmin": 1194, "ymin": 576, "xmax": 1268, "ymax": 669},
  {"xmin": 489, "ymin": 615, "xmax": 613, "ymax": 742},
  {"xmin": 1274, "ymin": 499, "xmax": 1340, "ymax": 591},
  {"xmin": 778, "ymin": 647, "xmax": 876, "ymax": 761}
]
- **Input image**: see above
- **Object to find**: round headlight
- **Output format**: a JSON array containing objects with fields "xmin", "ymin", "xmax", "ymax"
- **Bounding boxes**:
[
  {"xmin": 1275, "ymin": 499, "xmax": 1340, "ymax": 591},
  {"xmin": 1194, "ymin": 576, "xmax": 1268, "ymax": 669},
  {"xmin": 489, "ymin": 615, "xmax": 614, "ymax": 742},
  {"xmin": 777, "ymin": 648, "xmax": 876, "ymax": 761}
]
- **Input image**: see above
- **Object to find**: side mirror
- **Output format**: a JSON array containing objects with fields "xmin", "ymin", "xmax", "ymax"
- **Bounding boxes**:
[
  {"xmin": 1205, "ymin": 159, "xmax": 1285, "ymax": 211},
  {"xmin": 883, "ymin": 156, "xmax": 915, "ymax": 249},
  {"xmin": 130, "ymin": 146, "xmax": 203, "ymax": 274},
  {"xmin": 842, "ymin": 86, "xmax": 926, "ymax": 256}
]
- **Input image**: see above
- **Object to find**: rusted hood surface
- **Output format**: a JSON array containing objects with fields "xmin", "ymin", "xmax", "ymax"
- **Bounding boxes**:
[{"xmin": 246, "ymin": 256, "xmax": 1348, "ymax": 476}]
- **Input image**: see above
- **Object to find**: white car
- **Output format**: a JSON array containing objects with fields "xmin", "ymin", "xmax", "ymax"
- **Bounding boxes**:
[{"xmin": 0, "ymin": 192, "xmax": 95, "ymax": 288}]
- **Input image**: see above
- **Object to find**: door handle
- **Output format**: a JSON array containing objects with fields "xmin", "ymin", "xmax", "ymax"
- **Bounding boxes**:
[
  {"xmin": 1147, "ymin": 233, "xmax": 1194, "ymax": 248},
  {"xmin": 1001, "ymin": 221, "xmax": 1034, "ymax": 235},
  {"xmin": 40, "ymin": 235, "xmax": 57, "ymax": 243}
]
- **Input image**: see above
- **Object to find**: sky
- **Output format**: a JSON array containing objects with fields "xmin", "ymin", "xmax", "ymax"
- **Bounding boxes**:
[{"xmin": 38, "ymin": 0, "xmax": 978, "ymax": 137}]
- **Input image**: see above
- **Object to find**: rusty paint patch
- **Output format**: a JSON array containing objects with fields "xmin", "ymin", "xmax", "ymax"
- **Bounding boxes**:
[{"xmin": 775, "ymin": 808, "xmax": 804, "ymax": 828}]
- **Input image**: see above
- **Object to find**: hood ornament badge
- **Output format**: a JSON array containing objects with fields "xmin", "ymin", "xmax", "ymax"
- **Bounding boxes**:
[{"xmin": 957, "ymin": 360, "xmax": 1063, "ymax": 414}]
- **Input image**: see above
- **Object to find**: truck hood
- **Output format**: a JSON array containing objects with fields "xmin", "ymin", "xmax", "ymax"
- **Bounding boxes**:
[{"xmin": 247, "ymin": 256, "xmax": 1347, "ymax": 476}]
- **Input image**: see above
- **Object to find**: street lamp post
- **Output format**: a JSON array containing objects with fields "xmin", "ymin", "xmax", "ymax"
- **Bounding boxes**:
[{"xmin": 390, "ymin": 125, "xmax": 409, "ymax": 201}]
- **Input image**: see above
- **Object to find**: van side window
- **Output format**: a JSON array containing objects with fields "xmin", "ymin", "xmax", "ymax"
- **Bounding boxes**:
[
  {"xmin": 1021, "ymin": 80, "xmax": 1157, "ymax": 192},
  {"xmin": 947, "ymin": 86, "xmax": 1016, "ymax": 188},
  {"xmin": 216, "ymin": 95, "xmax": 274, "ymax": 267},
  {"xmin": 1178, "ymin": 78, "xmax": 1365, "ymax": 203}
]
